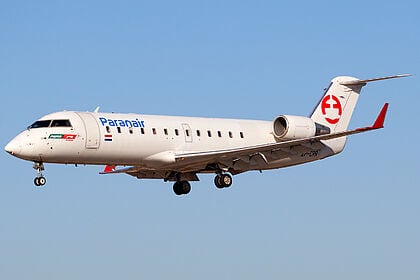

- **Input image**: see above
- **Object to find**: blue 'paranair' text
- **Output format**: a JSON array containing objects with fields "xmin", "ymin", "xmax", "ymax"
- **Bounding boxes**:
[{"xmin": 99, "ymin": 117, "xmax": 145, "ymax": 128}]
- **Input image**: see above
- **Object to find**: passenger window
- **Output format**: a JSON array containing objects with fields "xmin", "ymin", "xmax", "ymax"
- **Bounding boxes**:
[
  {"xmin": 51, "ymin": 119, "xmax": 72, "ymax": 127},
  {"xmin": 229, "ymin": 131, "xmax": 233, "ymax": 138},
  {"xmin": 164, "ymin": 128, "xmax": 168, "ymax": 135},
  {"xmin": 217, "ymin": 131, "xmax": 222, "ymax": 137},
  {"xmin": 152, "ymin": 128, "xmax": 157, "ymax": 135},
  {"xmin": 196, "ymin": 130, "xmax": 201, "ymax": 137},
  {"xmin": 185, "ymin": 130, "xmax": 190, "ymax": 137},
  {"xmin": 141, "ymin": 127, "xmax": 145, "ymax": 134},
  {"xmin": 240, "ymin": 132, "xmax": 244, "ymax": 138},
  {"xmin": 106, "ymin": 126, "xmax": 110, "ymax": 133},
  {"xmin": 207, "ymin": 130, "xmax": 212, "ymax": 137},
  {"xmin": 175, "ymin": 129, "xmax": 179, "ymax": 136},
  {"xmin": 117, "ymin": 127, "xmax": 121, "ymax": 133},
  {"xmin": 28, "ymin": 120, "xmax": 51, "ymax": 129},
  {"xmin": 129, "ymin": 128, "xmax": 133, "ymax": 134}
]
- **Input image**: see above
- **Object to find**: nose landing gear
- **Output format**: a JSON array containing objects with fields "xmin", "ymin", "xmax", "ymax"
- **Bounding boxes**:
[{"xmin": 33, "ymin": 162, "xmax": 46, "ymax": 187}]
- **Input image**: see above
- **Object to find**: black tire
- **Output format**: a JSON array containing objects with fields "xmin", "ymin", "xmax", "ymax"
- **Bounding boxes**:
[
  {"xmin": 38, "ymin": 176, "xmax": 46, "ymax": 186},
  {"xmin": 34, "ymin": 177, "xmax": 40, "ymax": 186},
  {"xmin": 181, "ymin": 181, "xmax": 191, "ymax": 194},
  {"xmin": 173, "ymin": 182, "xmax": 183, "ymax": 195},
  {"xmin": 214, "ymin": 175, "xmax": 224, "ymax": 189},
  {"xmin": 221, "ymin": 174, "xmax": 232, "ymax": 188}
]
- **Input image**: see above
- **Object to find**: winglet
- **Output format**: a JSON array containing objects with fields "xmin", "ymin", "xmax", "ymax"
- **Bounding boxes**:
[
  {"xmin": 355, "ymin": 103, "xmax": 389, "ymax": 132},
  {"xmin": 372, "ymin": 103, "xmax": 389, "ymax": 129}
]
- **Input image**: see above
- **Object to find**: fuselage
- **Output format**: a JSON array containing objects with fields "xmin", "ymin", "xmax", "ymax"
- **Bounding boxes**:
[{"xmin": 5, "ymin": 110, "xmax": 335, "ymax": 173}]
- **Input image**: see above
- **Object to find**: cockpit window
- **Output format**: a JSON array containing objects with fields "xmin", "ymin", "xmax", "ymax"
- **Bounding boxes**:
[
  {"xmin": 51, "ymin": 119, "xmax": 72, "ymax": 127},
  {"xmin": 28, "ymin": 119, "xmax": 72, "ymax": 129},
  {"xmin": 28, "ymin": 120, "xmax": 52, "ymax": 129}
]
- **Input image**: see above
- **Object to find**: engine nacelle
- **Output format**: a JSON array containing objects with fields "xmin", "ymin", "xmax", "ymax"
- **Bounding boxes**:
[{"xmin": 273, "ymin": 115, "xmax": 317, "ymax": 140}]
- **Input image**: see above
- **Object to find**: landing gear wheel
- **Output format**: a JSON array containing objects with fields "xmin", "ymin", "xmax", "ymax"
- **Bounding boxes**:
[
  {"xmin": 173, "ymin": 180, "xmax": 191, "ymax": 195},
  {"xmin": 34, "ymin": 176, "xmax": 46, "ymax": 187},
  {"xmin": 220, "ymin": 174, "xmax": 232, "ymax": 188},
  {"xmin": 214, "ymin": 175, "xmax": 224, "ymax": 189},
  {"xmin": 214, "ymin": 174, "xmax": 232, "ymax": 188},
  {"xmin": 38, "ymin": 176, "xmax": 46, "ymax": 186},
  {"xmin": 173, "ymin": 182, "xmax": 182, "ymax": 195},
  {"xmin": 180, "ymin": 181, "xmax": 191, "ymax": 194}
]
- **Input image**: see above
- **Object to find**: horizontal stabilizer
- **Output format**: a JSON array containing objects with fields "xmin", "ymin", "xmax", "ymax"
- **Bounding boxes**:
[{"xmin": 340, "ymin": 74, "xmax": 411, "ymax": 86}]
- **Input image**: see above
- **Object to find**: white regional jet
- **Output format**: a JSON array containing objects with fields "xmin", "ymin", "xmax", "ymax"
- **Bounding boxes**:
[{"xmin": 5, "ymin": 75, "xmax": 410, "ymax": 195}]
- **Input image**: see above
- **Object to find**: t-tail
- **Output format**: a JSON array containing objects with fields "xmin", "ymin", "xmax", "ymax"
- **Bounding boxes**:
[{"xmin": 310, "ymin": 74, "xmax": 410, "ymax": 152}]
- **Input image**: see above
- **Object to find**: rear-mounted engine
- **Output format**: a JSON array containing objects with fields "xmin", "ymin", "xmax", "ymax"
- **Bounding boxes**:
[{"xmin": 273, "ymin": 115, "xmax": 330, "ymax": 140}]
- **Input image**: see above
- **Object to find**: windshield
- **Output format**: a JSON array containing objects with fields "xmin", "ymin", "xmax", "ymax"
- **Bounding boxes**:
[
  {"xmin": 51, "ymin": 119, "xmax": 72, "ymax": 127},
  {"xmin": 28, "ymin": 120, "xmax": 52, "ymax": 129},
  {"xmin": 28, "ymin": 119, "xmax": 72, "ymax": 129}
]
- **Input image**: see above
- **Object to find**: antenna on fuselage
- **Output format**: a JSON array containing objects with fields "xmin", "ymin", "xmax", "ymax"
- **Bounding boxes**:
[{"xmin": 94, "ymin": 106, "xmax": 100, "ymax": 113}]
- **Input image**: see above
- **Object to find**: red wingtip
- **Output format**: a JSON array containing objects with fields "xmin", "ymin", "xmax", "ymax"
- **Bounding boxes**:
[
  {"xmin": 372, "ymin": 103, "xmax": 389, "ymax": 129},
  {"xmin": 103, "ymin": 165, "xmax": 116, "ymax": 173}
]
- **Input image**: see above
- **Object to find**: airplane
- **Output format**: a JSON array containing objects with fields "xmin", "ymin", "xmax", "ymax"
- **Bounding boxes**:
[{"xmin": 4, "ymin": 74, "xmax": 410, "ymax": 195}]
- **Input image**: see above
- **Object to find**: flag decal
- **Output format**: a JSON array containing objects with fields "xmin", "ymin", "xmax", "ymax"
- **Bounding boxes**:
[{"xmin": 104, "ymin": 134, "xmax": 113, "ymax": 142}]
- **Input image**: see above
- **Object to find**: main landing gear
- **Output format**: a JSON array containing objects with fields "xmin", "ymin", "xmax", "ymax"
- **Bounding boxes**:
[
  {"xmin": 214, "ymin": 173, "xmax": 232, "ymax": 189},
  {"xmin": 172, "ymin": 173, "xmax": 233, "ymax": 196},
  {"xmin": 33, "ymin": 162, "xmax": 46, "ymax": 187},
  {"xmin": 173, "ymin": 180, "xmax": 191, "ymax": 195}
]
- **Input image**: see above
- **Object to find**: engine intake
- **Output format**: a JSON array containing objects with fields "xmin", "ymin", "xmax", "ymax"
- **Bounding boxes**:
[{"xmin": 273, "ymin": 115, "xmax": 320, "ymax": 140}]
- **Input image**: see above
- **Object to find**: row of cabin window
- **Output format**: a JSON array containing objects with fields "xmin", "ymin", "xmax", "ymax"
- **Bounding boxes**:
[{"xmin": 106, "ymin": 126, "xmax": 244, "ymax": 139}]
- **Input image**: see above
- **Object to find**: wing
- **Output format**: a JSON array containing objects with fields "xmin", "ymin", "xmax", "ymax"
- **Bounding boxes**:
[{"xmin": 174, "ymin": 103, "xmax": 389, "ymax": 170}]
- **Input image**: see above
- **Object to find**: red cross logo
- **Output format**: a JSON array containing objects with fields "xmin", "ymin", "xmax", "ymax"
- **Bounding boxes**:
[{"xmin": 321, "ymin": 95, "xmax": 342, "ymax": 124}]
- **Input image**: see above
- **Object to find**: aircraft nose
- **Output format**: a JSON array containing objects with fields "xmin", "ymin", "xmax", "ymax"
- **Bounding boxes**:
[{"xmin": 4, "ymin": 139, "xmax": 22, "ymax": 156}]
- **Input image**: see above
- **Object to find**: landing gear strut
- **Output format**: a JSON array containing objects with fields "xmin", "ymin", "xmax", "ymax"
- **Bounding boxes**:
[
  {"xmin": 214, "ymin": 173, "xmax": 232, "ymax": 189},
  {"xmin": 33, "ymin": 162, "xmax": 46, "ymax": 187},
  {"xmin": 173, "ymin": 180, "xmax": 191, "ymax": 195}
]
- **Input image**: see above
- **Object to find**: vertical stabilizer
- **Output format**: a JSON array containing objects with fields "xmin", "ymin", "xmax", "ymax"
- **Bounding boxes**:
[
  {"xmin": 310, "ymin": 74, "xmax": 410, "ymax": 153},
  {"xmin": 311, "ymin": 74, "xmax": 410, "ymax": 132},
  {"xmin": 310, "ymin": 76, "xmax": 364, "ymax": 133}
]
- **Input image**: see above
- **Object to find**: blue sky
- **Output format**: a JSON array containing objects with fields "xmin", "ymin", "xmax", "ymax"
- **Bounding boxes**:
[{"xmin": 1, "ymin": 1, "xmax": 419, "ymax": 279}]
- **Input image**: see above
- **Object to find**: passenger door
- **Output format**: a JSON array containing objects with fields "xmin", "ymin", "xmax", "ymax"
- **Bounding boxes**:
[{"xmin": 76, "ymin": 112, "xmax": 101, "ymax": 149}]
